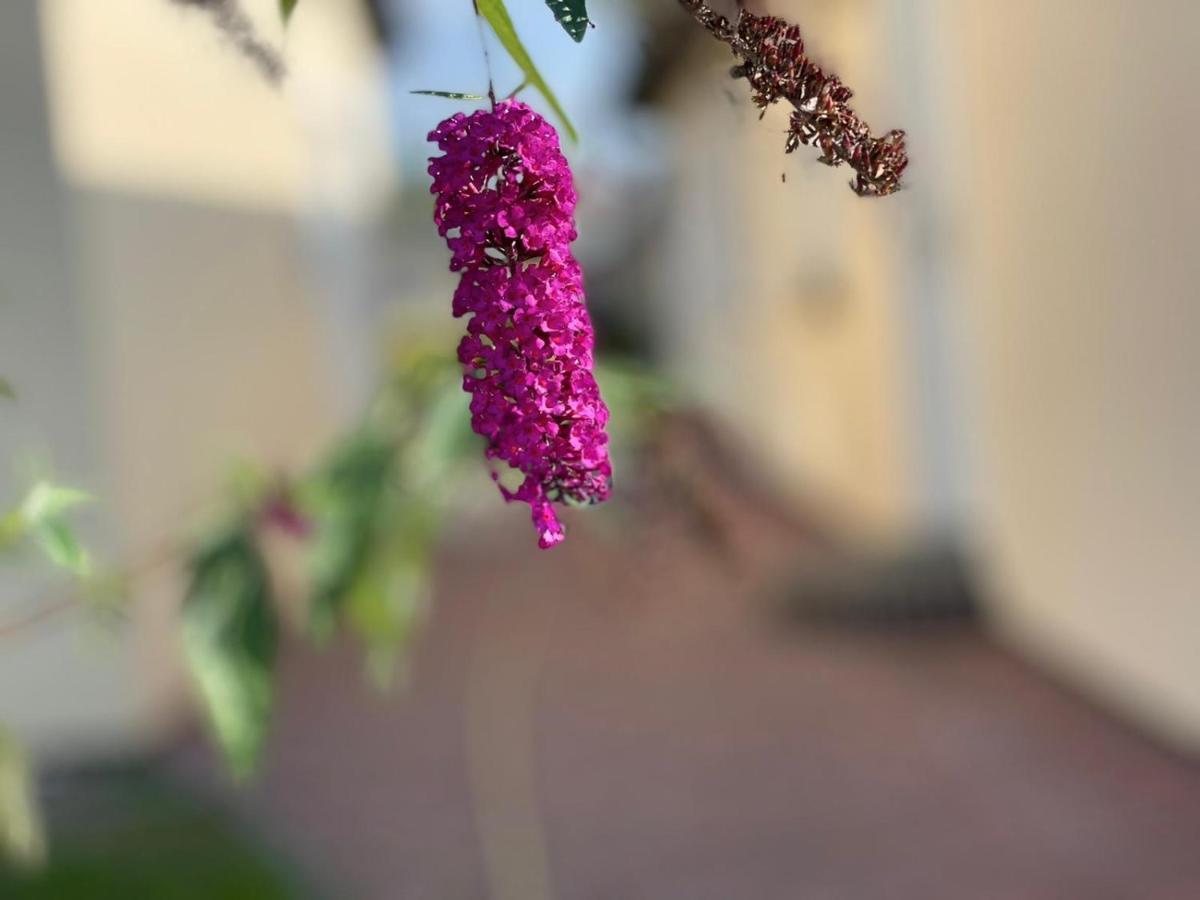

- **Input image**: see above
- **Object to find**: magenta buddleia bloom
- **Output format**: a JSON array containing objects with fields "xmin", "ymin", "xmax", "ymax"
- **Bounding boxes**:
[{"xmin": 428, "ymin": 101, "xmax": 612, "ymax": 548}]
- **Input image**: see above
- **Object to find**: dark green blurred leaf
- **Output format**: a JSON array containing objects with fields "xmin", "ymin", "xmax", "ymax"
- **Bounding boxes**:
[
  {"xmin": 182, "ymin": 529, "xmax": 277, "ymax": 779},
  {"xmin": 346, "ymin": 552, "xmax": 428, "ymax": 689},
  {"xmin": 411, "ymin": 90, "xmax": 487, "ymax": 101},
  {"xmin": 476, "ymin": 0, "xmax": 578, "ymax": 141},
  {"xmin": 0, "ymin": 769, "xmax": 298, "ymax": 898},
  {"xmin": 0, "ymin": 729, "xmax": 45, "ymax": 869},
  {"xmin": 544, "ymin": 0, "xmax": 589, "ymax": 42},
  {"xmin": 304, "ymin": 430, "xmax": 396, "ymax": 639},
  {"xmin": 279, "ymin": 0, "xmax": 298, "ymax": 24},
  {"xmin": 0, "ymin": 378, "xmax": 14, "ymax": 401},
  {"xmin": 302, "ymin": 361, "xmax": 467, "ymax": 682}
]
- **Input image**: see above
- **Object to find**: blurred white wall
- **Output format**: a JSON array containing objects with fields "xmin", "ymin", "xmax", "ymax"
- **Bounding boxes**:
[
  {"xmin": 0, "ymin": 1, "xmax": 133, "ymax": 759},
  {"xmin": 39, "ymin": 0, "xmax": 304, "ymax": 212},
  {"xmin": 1, "ymin": 0, "xmax": 393, "ymax": 760}
]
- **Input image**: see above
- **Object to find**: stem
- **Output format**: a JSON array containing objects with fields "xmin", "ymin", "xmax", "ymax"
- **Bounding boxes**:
[
  {"xmin": 471, "ymin": 0, "xmax": 498, "ymax": 109},
  {"xmin": 167, "ymin": 0, "xmax": 285, "ymax": 85},
  {"xmin": 0, "ymin": 517, "xmax": 193, "ymax": 640},
  {"xmin": 0, "ymin": 595, "xmax": 77, "ymax": 638},
  {"xmin": 676, "ymin": 0, "xmax": 908, "ymax": 196}
]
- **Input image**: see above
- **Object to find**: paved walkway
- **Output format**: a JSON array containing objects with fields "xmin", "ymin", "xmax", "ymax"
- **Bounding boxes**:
[{"xmin": 177, "ymin": 507, "xmax": 1200, "ymax": 900}]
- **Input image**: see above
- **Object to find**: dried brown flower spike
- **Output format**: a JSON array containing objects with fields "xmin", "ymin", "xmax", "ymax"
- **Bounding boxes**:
[{"xmin": 679, "ymin": 0, "xmax": 908, "ymax": 197}]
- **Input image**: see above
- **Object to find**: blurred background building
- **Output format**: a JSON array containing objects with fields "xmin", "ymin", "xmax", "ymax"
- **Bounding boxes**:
[{"xmin": 2, "ymin": 0, "xmax": 1199, "ymax": 897}]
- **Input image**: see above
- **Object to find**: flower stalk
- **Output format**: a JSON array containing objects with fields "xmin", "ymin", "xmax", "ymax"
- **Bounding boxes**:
[{"xmin": 679, "ymin": 0, "xmax": 908, "ymax": 197}]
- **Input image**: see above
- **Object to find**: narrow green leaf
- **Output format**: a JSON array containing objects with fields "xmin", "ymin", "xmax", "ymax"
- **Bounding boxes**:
[
  {"xmin": 544, "ymin": 0, "xmax": 589, "ymax": 42},
  {"xmin": 0, "ymin": 729, "xmax": 45, "ymax": 869},
  {"xmin": 21, "ymin": 482, "xmax": 91, "ymax": 524},
  {"xmin": 183, "ymin": 528, "xmax": 278, "ymax": 779},
  {"xmin": 504, "ymin": 78, "xmax": 530, "ymax": 100},
  {"xmin": 0, "ymin": 378, "xmax": 15, "ymax": 401},
  {"xmin": 411, "ymin": 90, "xmax": 487, "ymax": 101},
  {"xmin": 476, "ymin": 0, "xmax": 578, "ymax": 142},
  {"xmin": 16, "ymin": 482, "xmax": 94, "ymax": 575},
  {"xmin": 32, "ymin": 518, "xmax": 90, "ymax": 575},
  {"xmin": 280, "ymin": 0, "xmax": 298, "ymax": 24}
]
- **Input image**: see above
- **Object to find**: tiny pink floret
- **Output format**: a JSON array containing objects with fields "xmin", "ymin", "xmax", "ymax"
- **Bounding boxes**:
[{"xmin": 428, "ymin": 101, "xmax": 612, "ymax": 548}]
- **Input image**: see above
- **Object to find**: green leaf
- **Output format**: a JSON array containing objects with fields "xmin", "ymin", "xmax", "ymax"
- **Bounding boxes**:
[
  {"xmin": 279, "ymin": 0, "xmax": 298, "ymax": 24},
  {"xmin": 31, "ymin": 518, "xmax": 89, "ymax": 575},
  {"xmin": 344, "ymin": 501, "xmax": 435, "ymax": 689},
  {"xmin": 303, "ymin": 430, "xmax": 396, "ymax": 640},
  {"xmin": 0, "ymin": 378, "xmax": 14, "ymax": 401},
  {"xmin": 21, "ymin": 482, "xmax": 91, "ymax": 524},
  {"xmin": 0, "ymin": 729, "xmax": 45, "ymax": 869},
  {"xmin": 544, "ymin": 0, "xmax": 589, "ymax": 42},
  {"xmin": 182, "ymin": 528, "xmax": 277, "ymax": 779},
  {"xmin": 17, "ymin": 482, "xmax": 94, "ymax": 575},
  {"xmin": 411, "ymin": 90, "xmax": 487, "ymax": 101},
  {"xmin": 346, "ymin": 553, "xmax": 428, "ymax": 689},
  {"xmin": 476, "ymin": 0, "xmax": 578, "ymax": 142}
]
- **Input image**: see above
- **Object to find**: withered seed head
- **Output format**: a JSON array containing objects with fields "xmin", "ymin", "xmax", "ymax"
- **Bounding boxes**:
[{"xmin": 679, "ymin": 0, "xmax": 908, "ymax": 197}]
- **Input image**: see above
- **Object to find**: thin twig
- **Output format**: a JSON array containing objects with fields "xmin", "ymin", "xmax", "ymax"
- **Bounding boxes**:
[
  {"xmin": 0, "ymin": 529, "xmax": 187, "ymax": 640},
  {"xmin": 169, "ymin": 0, "xmax": 286, "ymax": 84},
  {"xmin": 471, "ymin": 0, "xmax": 498, "ymax": 109},
  {"xmin": 0, "ymin": 595, "xmax": 78, "ymax": 639}
]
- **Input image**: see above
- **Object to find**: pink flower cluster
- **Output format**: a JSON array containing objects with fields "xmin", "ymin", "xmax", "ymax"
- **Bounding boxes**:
[{"xmin": 428, "ymin": 101, "xmax": 612, "ymax": 548}]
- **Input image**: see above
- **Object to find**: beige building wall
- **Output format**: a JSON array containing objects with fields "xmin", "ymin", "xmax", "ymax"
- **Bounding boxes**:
[
  {"xmin": 663, "ymin": 0, "xmax": 1200, "ymax": 749},
  {"xmin": 931, "ymin": 0, "xmax": 1200, "ymax": 748},
  {"xmin": 659, "ymin": 0, "xmax": 918, "ymax": 541}
]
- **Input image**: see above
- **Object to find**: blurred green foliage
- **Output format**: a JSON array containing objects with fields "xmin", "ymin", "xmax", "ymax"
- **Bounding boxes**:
[
  {"xmin": 181, "ymin": 348, "xmax": 481, "ymax": 773},
  {"xmin": 0, "ymin": 730, "xmax": 44, "ymax": 870},
  {"xmin": 3, "ymin": 0, "xmax": 627, "ymax": 872},
  {"xmin": 305, "ymin": 429, "xmax": 399, "ymax": 641},
  {"xmin": 1, "ymin": 482, "xmax": 93, "ymax": 577},
  {"xmin": 0, "ymin": 478, "xmax": 101, "ymax": 865},
  {"xmin": 181, "ymin": 346, "xmax": 675, "ymax": 777},
  {"xmin": 0, "ymin": 770, "xmax": 304, "ymax": 899},
  {"xmin": 183, "ymin": 527, "xmax": 278, "ymax": 781}
]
